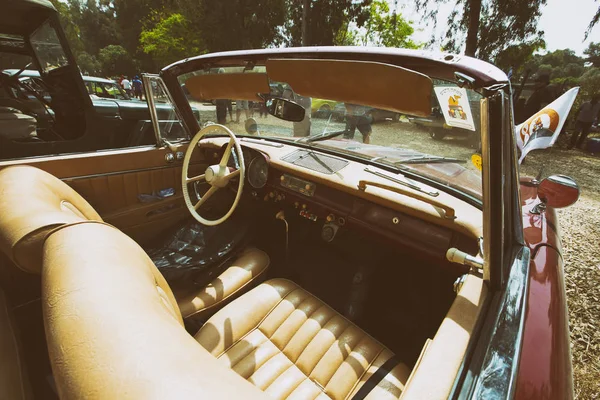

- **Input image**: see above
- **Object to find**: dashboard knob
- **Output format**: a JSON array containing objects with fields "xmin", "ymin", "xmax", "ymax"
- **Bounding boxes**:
[
  {"xmin": 294, "ymin": 202, "xmax": 299, "ymax": 208},
  {"xmin": 302, "ymin": 204, "xmax": 307, "ymax": 209},
  {"xmin": 269, "ymin": 192, "xmax": 275, "ymax": 198},
  {"xmin": 326, "ymin": 214, "xmax": 335, "ymax": 222},
  {"xmin": 280, "ymin": 175, "xmax": 285, "ymax": 181},
  {"xmin": 305, "ymin": 184, "xmax": 311, "ymax": 190}
]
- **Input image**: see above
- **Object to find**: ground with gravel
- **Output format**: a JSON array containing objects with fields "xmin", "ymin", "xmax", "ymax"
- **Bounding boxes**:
[{"xmin": 197, "ymin": 104, "xmax": 599, "ymax": 398}]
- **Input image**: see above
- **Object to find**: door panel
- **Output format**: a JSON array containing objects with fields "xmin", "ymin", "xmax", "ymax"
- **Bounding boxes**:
[{"xmin": 0, "ymin": 143, "xmax": 207, "ymax": 245}]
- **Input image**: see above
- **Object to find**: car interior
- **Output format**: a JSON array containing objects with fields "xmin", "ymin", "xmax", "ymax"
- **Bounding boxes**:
[{"xmin": 0, "ymin": 58, "xmax": 488, "ymax": 400}]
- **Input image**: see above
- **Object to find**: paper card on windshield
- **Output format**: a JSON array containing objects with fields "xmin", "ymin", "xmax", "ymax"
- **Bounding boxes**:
[{"xmin": 434, "ymin": 86, "xmax": 476, "ymax": 131}]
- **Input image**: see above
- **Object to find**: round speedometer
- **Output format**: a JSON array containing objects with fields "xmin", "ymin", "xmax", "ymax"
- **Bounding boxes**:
[{"xmin": 248, "ymin": 156, "xmax": 269, "ymax": 188}]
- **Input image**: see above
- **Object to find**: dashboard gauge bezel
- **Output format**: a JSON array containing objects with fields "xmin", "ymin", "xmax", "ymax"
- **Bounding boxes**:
[{"xmin": 247, "ymin": 154, "xmax": 269, "ymax": 189}]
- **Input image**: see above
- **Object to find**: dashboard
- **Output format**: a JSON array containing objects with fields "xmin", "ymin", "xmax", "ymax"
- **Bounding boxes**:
[{"xmin": 203, "ymin": 141, "xmax": 479, "ymax": 262}]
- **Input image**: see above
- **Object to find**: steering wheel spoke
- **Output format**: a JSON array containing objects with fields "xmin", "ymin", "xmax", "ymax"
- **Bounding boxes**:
[
  {"xmin": 186, "ymin": 173, "xmax": 206, "ymax": 184},
  {"xmin": 194, "ymin": 185, "xmax": 218, "ymax": 210},
  {"xmin": 219, "ymin": 138, "xmax": 235, "ymax": 167}
]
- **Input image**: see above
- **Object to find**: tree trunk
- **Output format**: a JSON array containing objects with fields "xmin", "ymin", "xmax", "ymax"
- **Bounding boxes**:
[
  {"xmin": 465, "ymin": 0, "xmax": 482, "ymax": 57},
  {"xmin": 302, "ymin": 0, "xmax": 309, "ymax": 46}
]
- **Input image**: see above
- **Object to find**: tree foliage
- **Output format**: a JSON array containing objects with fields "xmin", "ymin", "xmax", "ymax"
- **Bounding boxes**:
[
  {"xmin": 415, "ymin": 0, "xmax": 546, "ymax": 61},
  {"xmin": 584, "ymin": 42, "xmax": 600, "ymax": 67},
  {"xmin": 285, "ymin": 0, "xmax": 372, "ymax": 46},
  {"xmin": 360, "ymin": 1, "xmax": 420, "ymax": 48},
  {"xmin": 49, "ymin": 0, "xmax": 418, "ymax": 77},
  {"xmin": 197, "ymin": 0, "xmax": 287, "ymax": 52},
  {"xmin": 98, "ymin": 45, "xmax": 137, "ymax": 76},
  {"xmin": 140, "ymin": 13, "xmax": 203, "ymax": 68}
]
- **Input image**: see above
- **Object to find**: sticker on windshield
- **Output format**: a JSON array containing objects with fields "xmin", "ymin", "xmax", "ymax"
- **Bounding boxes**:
[
  {"xmin": 471, "ymin": 153, "xmax": 482, "ymax": 171},
  {"xmin": 433, "ymin": 86, "xmax": 476, "ymax": 131}
]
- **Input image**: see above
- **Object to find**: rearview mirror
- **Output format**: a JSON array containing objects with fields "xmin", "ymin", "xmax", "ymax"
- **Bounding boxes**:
[
  {"xmin": 538, "ymin": 175, "xmax": 580, "ymax": 208},
  {"xmin": 265, "ymin": 97, "xmax": 305, "ymax": 122}
]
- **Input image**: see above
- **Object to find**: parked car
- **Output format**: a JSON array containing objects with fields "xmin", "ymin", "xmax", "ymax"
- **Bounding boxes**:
[
  {"xmin": 332, "ymin": 102, "xmax": 401, "ymax": 123},
  {"xmin": 311, "ymin": 98, "xmax": 338, "ymax": 118},
  {"xmin": 0, "ymin": 1, "xmax": 577, "ymax": 400},
  {"xmin": 1, "ymin": 66, "xmax": 200, "ymax": 157}
]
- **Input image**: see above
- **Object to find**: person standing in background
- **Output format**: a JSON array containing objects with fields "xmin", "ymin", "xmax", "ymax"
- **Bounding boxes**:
[
  {"xmin": 121, "ymin": 76, "xmax": 132, "ymax": 97},
  {"xmin": 132, "ymin": 75, "xmax": 143, "ymax": 100},
  {"xmin": 569, "ymin": 95, "xmax": 600, "ymax": 150}
]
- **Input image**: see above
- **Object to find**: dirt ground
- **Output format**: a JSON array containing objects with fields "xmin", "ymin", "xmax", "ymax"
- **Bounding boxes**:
[{"xmin": 199, "ymin": 106, "xmax": 599, "ymax": 397}]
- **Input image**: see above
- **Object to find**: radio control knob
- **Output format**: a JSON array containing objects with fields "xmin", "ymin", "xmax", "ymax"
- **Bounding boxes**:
[
  {"xmin": 280, "ymin": 175, "xmax": 285, "ymax": 181},
  {"xmin": 302, "ymin": 204, "xmax": 307, "ymax": 209},
  {"xmin": 326, "ymin": 214, "xmax": 335, "ymax": 222},
  {"xmin": 305, "ymin": 184, "xmax": 311, "ymax": 190}
]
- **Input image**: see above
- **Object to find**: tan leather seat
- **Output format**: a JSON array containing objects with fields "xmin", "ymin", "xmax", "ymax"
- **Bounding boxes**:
[
  {"xmin": 43, "ymin": 222, "xmax": 409, "ymax": 399},
  {"xmin": 0, "ymin": 165, "xmax": 268, "ymax": 321},
  {"xmin": 196, "ymin": 278, "xmax": 410, "ymax": 400},
  {"xmin": 174, "ymin": 246, "xmax": 270, "ymax": 319},
  {"xmin": 0, "ymin": 286, "xmax": 32, "ymax": 400}
]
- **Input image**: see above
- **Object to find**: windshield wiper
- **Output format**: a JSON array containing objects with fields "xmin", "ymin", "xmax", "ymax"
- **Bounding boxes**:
[
  {"xmin": 395, "ymin": 156, "xmax": 466, "ymax": 165},
  {"xmin": 301, "ymin": 129, "xmax": 346, "ymax": 143}
]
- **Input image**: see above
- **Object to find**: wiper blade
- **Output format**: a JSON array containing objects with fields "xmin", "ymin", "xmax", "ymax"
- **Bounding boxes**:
[
  {"xmin": 301, "ymin": 129, "xmax": 346, "ymax": 143},
  {"xmin": 396, "ymin": 156, "xmax": 466, "ymax": 165}
]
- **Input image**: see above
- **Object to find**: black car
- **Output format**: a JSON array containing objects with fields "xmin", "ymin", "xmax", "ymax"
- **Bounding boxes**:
[{"xmin": 0, "ymin": 0, "xmax": 198, "ymax": 160}]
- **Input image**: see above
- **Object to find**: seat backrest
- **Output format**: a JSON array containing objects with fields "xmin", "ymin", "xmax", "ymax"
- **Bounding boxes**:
[
  {"xmin": 0, "ymin": 165, "xmax": 102, "ymax": 273},
  {"xmin": 42, "ymin": 222, "xmax": 268, "ymax": 399},
  {"xmin": 0, "ymin": 286, "xmax": 32, "ymax": 400}
]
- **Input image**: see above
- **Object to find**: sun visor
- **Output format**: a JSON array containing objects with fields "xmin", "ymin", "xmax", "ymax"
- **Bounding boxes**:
[
  {"xmin": 266, "ymin": 59, "xmax": 433, "ymax": 117},
  {"xmin": 185, "ymin": 73, "xmax": 270, "ymax": 102}
]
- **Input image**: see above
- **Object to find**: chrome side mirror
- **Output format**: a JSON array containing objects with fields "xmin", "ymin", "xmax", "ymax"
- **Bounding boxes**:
[
  {"xmin": 245, "ymin": 118, "xmax": 259, "ymax": 135},
  {"xmin": 537, "ymin": 175, "xmax": 580, "ymax": 209}
]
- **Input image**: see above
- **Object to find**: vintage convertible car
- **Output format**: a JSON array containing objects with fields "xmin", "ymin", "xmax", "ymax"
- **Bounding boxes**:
[{"xmin": 0, "ymin": 5, "xmax": 578, "ymax": 400}]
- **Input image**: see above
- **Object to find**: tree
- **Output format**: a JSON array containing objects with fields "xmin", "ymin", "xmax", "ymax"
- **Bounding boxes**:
[
  {"xmin": 285, "ymin": 0, "xmax": 372, "ymax": 46},
  {"xmin": 579, "ymin": 68, "xmax": 600, "ymax": 98},
  {"xmin": 415, "ymin": 0, "xmax": 546, "ymax": 61},
  {"xmin": 140, "ymin": 13, "xmax": 203, "ymax": 68},
  {"xmin": 77, "ymin": 52, "xmax": 102, "ymax": 75},
  {"xmin": 98, "ymin": 45, "xmax": 137, "ymax": 76},
  {"xmin": 360, "ymin": 0, "xmax": 420, "ymax": 48},
  {"xmin": 69, "ymin": 0, "xmax": 122, "ymax": 56},
  {"xmin": 584, "ymin": 42, "xmax": 600, "ymax": 67},
  {"xmin": 494, "ymin": 40, "xmax": 545, "ymax": 80},
  {"xmin": 198, "ymin": 0, "xmax": 287, "ymax": 52}
]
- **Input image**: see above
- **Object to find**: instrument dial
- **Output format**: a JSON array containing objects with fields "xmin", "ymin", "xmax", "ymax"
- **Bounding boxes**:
[{"xmin": 248, "ymin": 156, "xmax": 269, "ymax": 188}]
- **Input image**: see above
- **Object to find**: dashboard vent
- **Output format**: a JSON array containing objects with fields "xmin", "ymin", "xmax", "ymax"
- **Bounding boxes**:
[{"xmin": 281, "ymin": 150, "xmax": 349, "ymax": 174}]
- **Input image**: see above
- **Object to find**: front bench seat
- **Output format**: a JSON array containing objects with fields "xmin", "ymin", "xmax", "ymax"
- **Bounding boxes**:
[
  {"xmin": 43, "ymin": 222, "xmax": 409, "ymax": 400},
  {"xmin": 196, "ymin": 278, "xmax": 410, "ymax": 400},
  {"xmin": 0, "ymin": 165, "xmax": 268, "ymax": 320}
]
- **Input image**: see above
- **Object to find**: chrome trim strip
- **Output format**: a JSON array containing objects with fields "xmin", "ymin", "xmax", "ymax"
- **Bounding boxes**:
[
  {"xmin": 364, "ymin": 167, "xmax": 439, "ymax": 197},
  {"xmin": 61, "ymin": 164, "xmax": 186, "ymax": 182},
  {"xmin": 240, "ymin": 137, "xmax": 284, "ymax": 148},
  {"xmin": 142, "ymin": 74, "xmax": 163, "ymax": 146},
  {"xmin": 471, "ymin": 246, "xmax": 531, "ymax": 399}
]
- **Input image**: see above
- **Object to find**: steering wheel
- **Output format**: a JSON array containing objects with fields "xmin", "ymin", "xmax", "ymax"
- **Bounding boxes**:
[{"xmin": 181, "ymin": 124, "xmax": 245, "ymax": 226}]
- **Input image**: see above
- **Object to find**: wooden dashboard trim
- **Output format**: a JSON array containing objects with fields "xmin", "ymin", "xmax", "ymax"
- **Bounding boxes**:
[{"xmin": 204, "ymin": 137, "xmax": 483, "ymax": 240}]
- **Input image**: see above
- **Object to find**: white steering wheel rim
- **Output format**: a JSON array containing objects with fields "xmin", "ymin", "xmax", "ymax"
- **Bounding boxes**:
[{"xmin": 181, "ymin": 124, "xmax": 245, "ymax": 226}]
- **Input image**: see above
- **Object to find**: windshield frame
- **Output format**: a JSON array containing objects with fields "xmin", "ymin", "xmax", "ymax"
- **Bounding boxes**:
[{"xmin": 162, "ymin": 48, "xmax": 508, "ymax": 209}]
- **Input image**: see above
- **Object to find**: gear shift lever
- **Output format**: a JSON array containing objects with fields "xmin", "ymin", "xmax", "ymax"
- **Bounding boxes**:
[{"xmin": 275, "ymin": 210, "xmax": 289, "ymax": 268}]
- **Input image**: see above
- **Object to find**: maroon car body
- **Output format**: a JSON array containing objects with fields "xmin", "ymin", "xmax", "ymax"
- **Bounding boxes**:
[{"xmin": 515, "ymin": 178, "xmax": 573, "ymax": 399}]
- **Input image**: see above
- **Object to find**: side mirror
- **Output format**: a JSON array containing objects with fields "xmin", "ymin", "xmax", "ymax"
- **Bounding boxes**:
[
  {"xmin": 265, "ymin": 97, "xmax": 305, "ymax": 122},
  {"xmin": 538, "ymin": 175, "xmax": 580, "ymax": 208},
  {"xmin": 245, "ymin": 118, "xmax": 259, "ymax": 135}
]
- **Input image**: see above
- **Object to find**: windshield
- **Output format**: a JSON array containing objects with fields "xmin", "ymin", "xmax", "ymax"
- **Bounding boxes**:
[
  {"xmin": 178, "ymin": 64, "xmax": 484, "ymax": 200},
  {"xmin": 85, "ymin": 80, "xmax": 129, "ymax": 100}
]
